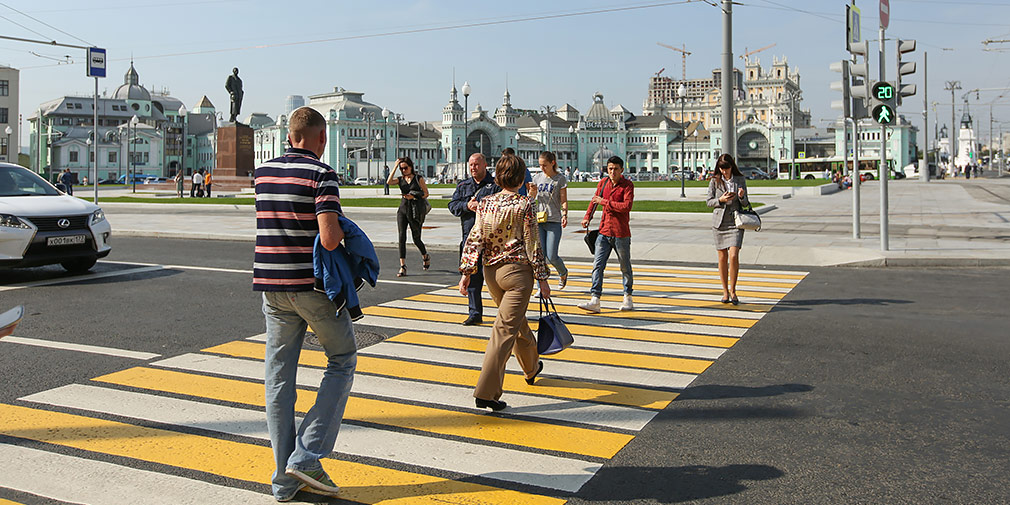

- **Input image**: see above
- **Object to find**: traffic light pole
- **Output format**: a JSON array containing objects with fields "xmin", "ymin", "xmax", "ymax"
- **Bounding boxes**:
[
  {"xmin": 847, "ymin": 117, "xmax": 861, "ymax": 239},
  {"xmin": 879, "ymin": 27, "xmax": 889, "ymax": 251}
]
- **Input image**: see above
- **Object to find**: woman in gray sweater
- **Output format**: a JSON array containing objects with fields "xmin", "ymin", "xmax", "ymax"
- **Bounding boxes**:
[{"xmin": 706, "ymin": 154, "xmax": 749, "ymax": 305}]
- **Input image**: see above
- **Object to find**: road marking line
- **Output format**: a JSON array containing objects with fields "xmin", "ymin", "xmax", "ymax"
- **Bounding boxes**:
[
  {"xmin": 345, "ymin": 316, "xmax": 726, "ymax": 360},
  {"xmin": 564, "ymin": 264, "xmax": 807, "ymax": 282},
  {"xmin": 209, "ymin": 339, "xmax": 671, "ymax": 420},
  {"xmin": 563, "ymin": 261, "xmax": 808, "ymax": 278},
  {"xmin": 562, "ymin": 279, "xmax": 786, "ymax": 299},
  {"xmin": 0, "ymin": 403, "xmax": 563, "ymax": 505},
  {"xmin": 0, "ymin": 443, "xmax": 280, "ymax": 505},
  {"xmin": 99, "ymin": 365, "xmax": 633, "ymax": 459},
  {"xmin": 23, "ymin": 384, "xmax": 601, "ymax": 493},
  {"xmin": 559, "ymin": 275, "xmax": 794, "ymax": 294},
  {"xmin": 388, "ymin": 331, "xmax": 713, "ymax": 374},
  {"xmin": 403, "ymin": 294, "xmax": 759, "ymax": 328},
  {"xmin": 423, "ymin": 288, "xmax": 767, "ymax": 319},
  {"xmin": 0, "ymin": 336, "xmax": 159, "ymax": 360},
  {"xmin": 99, "ymin": 260, "xmax": 444, "ymax": 287},
  {"xmin": 0, "ymin": 266, "xmax": 165, "ymax": 292},
  {"xmin": 565, "ymin": 269, "xmax": 800, "ymax": 288},
  {"xmin": 363, "ymin": 306, "xmax": 747, "ymax": 340},
  {"xmin": 355, "ymin": 341, "xmax": 697, "ymax": 390}
]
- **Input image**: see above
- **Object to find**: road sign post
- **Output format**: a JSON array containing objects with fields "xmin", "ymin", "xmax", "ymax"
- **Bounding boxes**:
[{"xmin": 87, "ymin": 48, "xmax": 106, "ymax": 204}]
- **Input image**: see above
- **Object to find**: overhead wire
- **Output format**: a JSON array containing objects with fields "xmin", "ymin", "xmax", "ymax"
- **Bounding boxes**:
[
  {"xmin": 13, "ymin": 0, "xmax": 700, "ymax": 70},
  {"xmin": 0, "ymin": 2, "xmax": 93, "ymax": 46},
  {"xmin": 0, "ymin": 13, "xmax": 54, "ymax": 41}
]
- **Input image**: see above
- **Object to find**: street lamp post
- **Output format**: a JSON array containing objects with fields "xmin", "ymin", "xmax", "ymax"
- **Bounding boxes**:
[
  {"xmin": 462, "ymin": 81, "xmax": 471, "ymax": 180},
  {"xmin": 86, "ymin": 136, "xmax": 92, "ymax": 198},
  {"xmin": 382, "ymin": 107, "xmax": 390, "ymax": 195},
  {"xmin": 359, "ymin": 107, "xmax": 376, "ymax": 184},
  {"xmin": 678, "ymin": 84, "xmax": 687, "ymax": 198},
  {"xmin": 3, "ymin": 125, "xmax": 10, "ymax": 163},
  {"xmin": 178, "ymin": 105, "xmax": 188, "ymax": 182},
  {"xmin": 786, "ymin": 90, "xmax": 801, "ymax": 179},
  {"xmin": 568, "ymin": 125, "xmax": 576, "ymax": 174},
  {"xmin": 130, "ymin": 115, "xmax": 139, "ymax": 193},
  {"xmin": 541, "ymin": 105, "xmax": 557, "ymax": 153}
]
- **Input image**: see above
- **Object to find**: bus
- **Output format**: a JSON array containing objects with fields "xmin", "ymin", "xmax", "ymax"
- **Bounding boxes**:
[{"xmin": 773, "ymin": 156, "xmax": 902, "ymax": 180}]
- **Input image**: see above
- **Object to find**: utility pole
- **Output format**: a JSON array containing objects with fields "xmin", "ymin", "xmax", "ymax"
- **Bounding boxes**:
[
  {"xmin": 879, "ymin": 23, "xmax": 888, "ymax": 251},
  {"xmin": 945, "ymin": 81, "xmax": 961, "ymax": 172},
  {"xmin": 721, "ymin": 0, "xmax": 735, "ymax": 159},
  {"xmin": 920, "ymin": 51, "xmax": 928, "ymax": 182}
]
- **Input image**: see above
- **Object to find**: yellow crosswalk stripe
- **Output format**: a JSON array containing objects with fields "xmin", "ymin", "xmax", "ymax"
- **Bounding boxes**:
[
  {"xmin": 0, "ymin": 403, "xmax": 563, "ymax": 505},
  {"xmin": 389, "ymin": 331, "xmax": 712, "ymax": 374},
  {"xmin": 406, "ymin": 294, "xmax": 756, "ymax": 328},
  {"xmin": 362, "ymin": 307, "xmax": 739, "ymax": 348},
  {"xmin": 0, "ymin": 499, "xmax": 25, "ymax": 505},
  {"xmin": 96, "ymin": 366, "xmax": 633, "ymax": 460},
  {"xmin": 562, "ymin": 280, "xmax": 786, "ymax": 300},
  {"xmin": 548, "ymin": 292, "xmax": 772, "ymax": 312},
  {"xmin": 565, "ymin": 263, "xmax": 807, "ymax": 280},
  {"xmin": 211, "ymin": 340, "xmax": 676, "ymax": 410},
  {"xmin": 567, "ymin": 273, "xmax": 798, "ymax": 289}
]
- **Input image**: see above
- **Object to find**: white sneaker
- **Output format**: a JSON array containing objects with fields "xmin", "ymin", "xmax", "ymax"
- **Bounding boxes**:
[
  {"xmin": 620, "ymin": 294, "xmax": 634, "ymax": 311},
  {"xmin": 577, "ymin": 296, "xmax": 601, "ymax": 313}
]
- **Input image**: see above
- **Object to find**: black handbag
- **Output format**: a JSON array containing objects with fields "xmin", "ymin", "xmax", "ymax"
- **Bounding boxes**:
[
  {"xmin": 537, "ymin": 297, "xmax": 574, "ymax": 355},
  {"xmin": 583, "ymin": 179, "xmax": 608, "ymax": 254}
]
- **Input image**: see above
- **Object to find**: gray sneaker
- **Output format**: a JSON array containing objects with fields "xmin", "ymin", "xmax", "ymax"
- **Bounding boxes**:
[
  {"xmin": 285, "ymin": 468, "xmax": 340, "ymax": 496},
  {"xmin": 276, "ymin": 484, "xmax": 306, "ymax": 502}
]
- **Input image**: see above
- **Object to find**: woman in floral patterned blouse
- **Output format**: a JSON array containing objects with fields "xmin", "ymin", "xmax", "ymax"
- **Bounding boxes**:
[{"xmin": 459, "ymin": 154, "xmax": 550, "ymax": 411}]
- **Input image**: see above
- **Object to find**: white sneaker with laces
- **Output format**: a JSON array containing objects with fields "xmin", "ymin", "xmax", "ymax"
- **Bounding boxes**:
[
  {"xmin": 620, "ymin": 294, "xmax": 634, "ymax": 311},
  {"xmin": 577, "ymin": 296, "xmax": 601, "ymax": 313}
]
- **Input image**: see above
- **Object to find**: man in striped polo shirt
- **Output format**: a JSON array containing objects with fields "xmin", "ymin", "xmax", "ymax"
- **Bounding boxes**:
[{"xmin": 254, "ymin": 106, "xmax": 354, "ymax": 501}]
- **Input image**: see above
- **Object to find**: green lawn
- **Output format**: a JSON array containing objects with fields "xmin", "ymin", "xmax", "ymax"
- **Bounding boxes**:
[{"xmin": 95, "ymin": 196, "xmax": 760, "ymax": 212}]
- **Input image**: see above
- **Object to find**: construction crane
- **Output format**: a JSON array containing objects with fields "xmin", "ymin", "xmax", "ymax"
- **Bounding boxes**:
[
  {"xmin": 740, "ymin": 43, "xmax": 776, "ymax": 62},
  {"xmin": 654, "ymin": 67, "xmax": 665, "ymax": 78},
  {"xmin": 656, "ymin": 42, "xmax": 691, "ymax": 80}
]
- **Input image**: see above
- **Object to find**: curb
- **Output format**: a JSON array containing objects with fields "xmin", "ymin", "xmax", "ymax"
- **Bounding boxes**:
[{"xmin": 836, "ymin": 257, "xmax": 1010, "ymax": 268}]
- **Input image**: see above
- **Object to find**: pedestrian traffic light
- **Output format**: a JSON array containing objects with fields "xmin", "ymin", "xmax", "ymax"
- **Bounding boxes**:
[
  {"xmin": 829, "ymin": 60, "xmax": 851, "ymax": 117},
  {"xmin": 871, "ymin": 82, "xmax": 897, "ymax": 125},
  {"xmin": 849, "ymin": 41, "xmax": 870, "ymax": 119},
  {"xmin": 896, "ymin": 39, "xmax": 917, "ymax": 106}
]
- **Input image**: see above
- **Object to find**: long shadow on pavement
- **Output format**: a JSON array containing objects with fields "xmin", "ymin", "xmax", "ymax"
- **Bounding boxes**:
[
  {"xmin": 678, "ymin": 383, "xmax": 814, "ymax": 400},
  {"xmin": 579, "ymin": 464, "xmax": 785, "ymax": 503}
]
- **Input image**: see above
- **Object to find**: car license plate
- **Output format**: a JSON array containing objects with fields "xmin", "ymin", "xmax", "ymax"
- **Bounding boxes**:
[{"xmin": 46, "ymin": 235, "xmax": 86, "ymax": 246}]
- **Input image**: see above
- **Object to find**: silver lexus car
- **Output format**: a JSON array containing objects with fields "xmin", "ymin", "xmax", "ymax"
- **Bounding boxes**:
[{"xmin": 0, "ymin": 163, "xmax": 112, "ymax": 273}]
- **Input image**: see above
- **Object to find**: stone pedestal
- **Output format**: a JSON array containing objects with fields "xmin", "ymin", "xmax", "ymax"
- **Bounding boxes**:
[{"xmin": 216, "ymin": 123, "xmax": 255, "ymax": 177}]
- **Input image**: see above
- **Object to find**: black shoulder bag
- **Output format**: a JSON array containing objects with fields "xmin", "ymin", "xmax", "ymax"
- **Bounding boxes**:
[{"xmin": 583, "ymin": 179, "xmax": 608, "ymax": 254}]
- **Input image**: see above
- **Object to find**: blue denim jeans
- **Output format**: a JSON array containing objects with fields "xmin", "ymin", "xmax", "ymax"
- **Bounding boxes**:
[
  {"xmin": 538, "ymin": 221, "xmax": 568, "ymax": 278},
  {"xmin": 590, "ymin": 234, "xmax": 633, "ymax": 297},
  {"xmin": 262, "ymin": 291, "xmax": 357, "ymax": 499}
]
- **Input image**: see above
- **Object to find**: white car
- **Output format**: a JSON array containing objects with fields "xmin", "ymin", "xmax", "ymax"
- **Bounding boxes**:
[{"xmin": 0, "ymin": 163, "xmax": 112, "ymax": 272}]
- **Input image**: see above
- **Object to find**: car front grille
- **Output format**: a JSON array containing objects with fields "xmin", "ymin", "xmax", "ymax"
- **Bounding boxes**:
[{"xmin": 24, "ymin": 215, "xmax": 90, "ymax": 232}]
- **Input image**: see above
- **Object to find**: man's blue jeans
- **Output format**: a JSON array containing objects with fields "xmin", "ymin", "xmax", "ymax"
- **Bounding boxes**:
[
  {"xmin": 538, "ymin": 221, "xmax": 569, "ymax": 278},
  {"xmin": 262, "ymin": 291, "xmax": 357, "ymax": 499},
  {"xmin": 590, "ymin": 234, "xmax": 633, "ymax": 297}
]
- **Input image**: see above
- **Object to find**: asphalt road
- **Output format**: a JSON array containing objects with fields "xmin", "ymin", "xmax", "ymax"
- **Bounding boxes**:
[{"xmin": 1, "ymin": 237, "xmax": 1008, "ymax": 504}]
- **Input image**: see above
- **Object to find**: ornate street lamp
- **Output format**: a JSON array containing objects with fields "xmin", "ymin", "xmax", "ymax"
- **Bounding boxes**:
[
  {"xmin": 130, "ymin": 115, "xmax": 139, "ymax": 193},
  {"xmin": 462, "ymin": 81, "xmax": 471, "ymax": 179},
  {"xmin": 381, "ymin": 107, "xmax": 390, "ymax": 194}
]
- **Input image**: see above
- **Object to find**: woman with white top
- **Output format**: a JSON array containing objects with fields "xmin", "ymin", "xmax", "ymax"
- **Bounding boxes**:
[{"xmin": 532, "ymin": 151, "xmax": 569, "ymax": 289}]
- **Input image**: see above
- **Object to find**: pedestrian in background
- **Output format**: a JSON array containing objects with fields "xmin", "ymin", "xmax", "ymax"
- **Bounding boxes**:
[
  {"xmin": 191, "ymin": 169, "xmax": 203, "ymax": 198},
  {"xmin": 449, "ymin": 153, "xmax": 501, "ymax": 325},
  {"xmin": 59, "ymin": 169, "xmax": 74, "ymax": 195},
  {"xmin": 578, "ymin": 155, "xmax": 635, "ymax": 313},
  {"xmin": 706, "ymin": 153, "xmax": 749, "ymax": 305},
  {"xmin": 254, "ymin": 107, "xmax": 354, "ymax": 501},
  {"xmin": 175, "ymin": 170, "xmax": 185, "ymax": 198},
  {"xmin": 386, "ymin": 157, "xmax": 430, "ymax": 277},
  {"xmin": 204, "ymin": 170, "xmax": 213, "ymax": 197},
  {"xmin": 533, "ymin": 151, "xmax": 569, "ymax": 290},
  {"xmin": 459, "ymin": 153, "xmax": 549, "ymax": 411}
]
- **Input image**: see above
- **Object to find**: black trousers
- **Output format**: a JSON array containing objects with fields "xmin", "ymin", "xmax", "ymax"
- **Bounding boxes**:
[
  {"xmin": 397, "ymin": 210, "xmax": 427, "ymax": 259},
  {"xmin": 205, "ymin": 184, "xmax": 212, "ymax": 197}
]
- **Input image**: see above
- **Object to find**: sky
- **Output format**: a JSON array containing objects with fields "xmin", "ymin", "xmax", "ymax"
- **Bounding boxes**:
[{"xmin": 4, "ymin": 0, "xmax": 1010, "ymax": 147}]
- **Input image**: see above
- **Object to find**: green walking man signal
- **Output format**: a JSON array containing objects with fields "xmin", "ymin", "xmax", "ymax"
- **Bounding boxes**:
[{"xmin": 871, "ymin": 81, "xmax": 897, "ymax": 125}]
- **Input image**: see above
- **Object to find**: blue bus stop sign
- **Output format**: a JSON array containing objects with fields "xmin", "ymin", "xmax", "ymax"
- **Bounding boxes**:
[{"xmin": 87, "ymin": 48, "xmax": 106, "ymax": 78}]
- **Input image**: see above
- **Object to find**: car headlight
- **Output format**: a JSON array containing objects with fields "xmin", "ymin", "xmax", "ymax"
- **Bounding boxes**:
[
  {"xmin": 91, "ymin": 209, "xmax": 106, "ymax": 225},
  {"xmin": 0, "ymin": 214, "xmax": 31, "ymax": 230}
]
